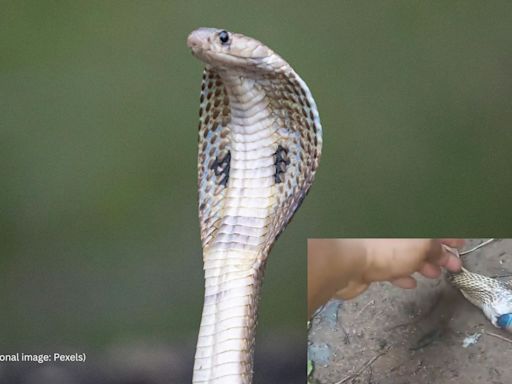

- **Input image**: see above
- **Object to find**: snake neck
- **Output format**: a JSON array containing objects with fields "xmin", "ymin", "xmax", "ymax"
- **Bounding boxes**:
[
  {"xmin": 203, "ymin": 71, "xmax": 281, "ymax": 255},
  {"xmin": 193, "ymin": 57, "xmax": 321, "ymax": 382},
  {"xmin": 448, "ymin": 268, "xmax": 512, "ymax": 327},
  {"xmin": 193, "ymin": 75, "xmax": 278, "ymax": 384},
  {"xmin": 193, "ymin": 248, "xmax": 266, "ymax": 384}
]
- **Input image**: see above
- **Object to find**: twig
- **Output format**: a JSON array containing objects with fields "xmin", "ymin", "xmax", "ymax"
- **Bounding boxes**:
[
  {"xmin": 484, "ymin": 330, "xmax": 512, "ymax": 344},
  {"xmin": 490, "ymin": 273, "xmax": 512, "ymax": 279},
  {"xmin": 340, "ymin": 322, "xmax": 351, "ymax": 345},
  {"xmin": 460, "ymin": 239, "xmax": 495, "ymax": 256},
  {"xmin": 334, "ymin": 345, "xmax": 392, "ymax": 384},
  {"xmin": 356, "ymin": 300, "xmax": 374, "ymax": 318},
  {"xmin": 311, "ymin": 303, "xmax": 326, "ymax": 321}
]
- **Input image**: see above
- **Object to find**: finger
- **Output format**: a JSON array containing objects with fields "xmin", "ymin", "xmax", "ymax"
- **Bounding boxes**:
[
  {"xmin": 437, "ymin": 247, "xmax": 462, "ymax": 272},
  {"xmin": 391, "ymin": 276, "xmax": 417, "ymax": 289},
  {"xmin": 334, "ymin": 282, "xmax": 369, "ymax": 300},
  {"xmin": 427, "ymin": 240, "xmax": 460, "ymax": 268},
  {"xmin": 443, "ymin": 252, "xmax": 462, "ymax": 272},
  {"xmin": 419, "ymin": 262, "xmax": 442, "ymax": 278},
  {"xmin": 439, "ymin": 239, "xmax": 465, "ymax": 248}
]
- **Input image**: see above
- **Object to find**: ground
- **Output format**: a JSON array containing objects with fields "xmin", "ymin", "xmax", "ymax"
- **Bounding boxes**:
[{"xmin": 308, "ymin": 239, "xmax": 512, "ymax": 384}]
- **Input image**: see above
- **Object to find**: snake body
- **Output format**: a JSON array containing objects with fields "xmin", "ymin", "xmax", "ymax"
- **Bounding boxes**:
[
  {"xmin": 187, "ymin": 28, "xmax": 322, "ymax": 383},
  {"xmin": 448, "ymin": 248, "xmax": 512, "ymax": 332}
]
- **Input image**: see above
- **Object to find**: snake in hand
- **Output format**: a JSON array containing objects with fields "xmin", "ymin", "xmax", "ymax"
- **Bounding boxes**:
[{"xmin": 187, "ymin": 28, "xmax": 322, "ymax": 383}]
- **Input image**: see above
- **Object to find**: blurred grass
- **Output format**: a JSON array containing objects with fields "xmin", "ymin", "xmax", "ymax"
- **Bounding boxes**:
[{"xmin": 1, "ymin": 1, "xmax": 511, "ymax": 349}]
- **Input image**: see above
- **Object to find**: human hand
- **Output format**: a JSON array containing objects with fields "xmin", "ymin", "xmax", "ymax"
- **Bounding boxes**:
[
  {"xmin": 361, "ymin": 238, "xmax": 464, "ymax": 289},
  {"xmin": 308, "ymin": 239, "xmax": 464, "ymax": 317}
]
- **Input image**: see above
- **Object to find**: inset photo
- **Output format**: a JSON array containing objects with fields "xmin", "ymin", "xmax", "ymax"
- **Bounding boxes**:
[{"xmin": 308, "ymin": 239, "xmax": 511, "ymax": 384}]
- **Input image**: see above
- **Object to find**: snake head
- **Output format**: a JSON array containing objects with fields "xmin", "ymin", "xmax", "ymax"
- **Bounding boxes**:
[
  {"xmin": 187, "ymin": 28, "xmax": 279, "ymax": 72},
  {"xmin": 496, "ymin": 313, "xmax": 512, "ymax": 331}
]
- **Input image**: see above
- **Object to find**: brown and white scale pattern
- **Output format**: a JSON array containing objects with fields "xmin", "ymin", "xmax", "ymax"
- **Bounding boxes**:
[
  {"xmin": 187, "ymin": 28, "xmax": 322, "ymax": 383},
  {"xmin": 448, "ymin": 265, "xmax": 512, "ymax": 332}
]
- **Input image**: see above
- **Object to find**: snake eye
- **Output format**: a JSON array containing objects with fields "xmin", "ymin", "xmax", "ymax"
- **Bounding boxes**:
[
  {"xmin": 497, "ymin": 313, "xmax": 512, "ymax": 330},
  {"xmin": 218, "ymin": 30, "xmax": 230, "ymax": 45}
]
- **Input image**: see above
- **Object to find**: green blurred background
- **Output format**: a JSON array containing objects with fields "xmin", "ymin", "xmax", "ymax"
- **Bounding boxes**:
[{"xmin": 1, "ymin": 0, "xmax": 512, "ymax": 381}]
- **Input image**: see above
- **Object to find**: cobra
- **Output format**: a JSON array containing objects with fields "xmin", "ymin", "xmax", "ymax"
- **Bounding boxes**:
[
  {"xmin": 448, "ymin": 255, "xmax": 512, "ymax": 333},
  {"xmin": 187, "ymin": 28, "xmax": 322, "ymax": 383}
]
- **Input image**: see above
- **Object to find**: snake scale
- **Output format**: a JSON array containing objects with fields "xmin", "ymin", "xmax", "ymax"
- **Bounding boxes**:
[
  {"xmin": 447, "ymin": 245, "xmax": 512, "ymax": 332},
  {"xmin": 187, "ymin": 28, "xmax": 322, "ymax": 383}
]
